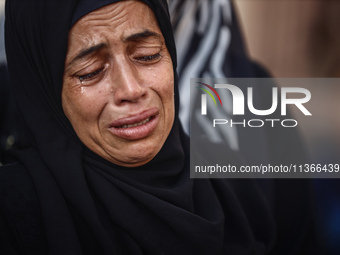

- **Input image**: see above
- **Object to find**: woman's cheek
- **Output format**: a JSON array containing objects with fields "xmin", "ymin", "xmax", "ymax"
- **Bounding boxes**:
[{"xmin": 76, "ymin": 88, "xmax": 109, "ymax": 121}]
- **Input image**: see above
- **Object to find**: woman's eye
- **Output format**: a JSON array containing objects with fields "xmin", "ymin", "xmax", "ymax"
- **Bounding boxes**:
[
  {"xmin": 78, "ymin": 68, "xmax": 104, "ymax": 82},
  {"xmin": 135, "ymin": 53, "xmax": 162, "ymax": 63}
]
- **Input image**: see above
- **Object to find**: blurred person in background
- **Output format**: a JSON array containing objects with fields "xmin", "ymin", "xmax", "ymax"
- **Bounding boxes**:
[
  {"xmin": 169, "ymin": 1, "xmax": 340, "ymax": 254},
  {"xmin": 170, "ymin": 0, "xmax": 325, "ymax": 254},
  {"xmin": 169, "ymin": 0, "xmax": 288, "ymax": 166}
]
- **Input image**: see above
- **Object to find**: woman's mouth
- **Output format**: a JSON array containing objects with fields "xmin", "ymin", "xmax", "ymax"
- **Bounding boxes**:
[
  {"xmin": 108, "ymin": 108, "xmax": 159, "ymax": 140},
  {"xmin": 117, "ymin": 117, "xmax": 150, "ymax": 128}
]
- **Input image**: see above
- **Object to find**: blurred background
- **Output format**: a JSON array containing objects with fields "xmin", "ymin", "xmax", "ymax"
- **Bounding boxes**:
[
  {"xmin": 234, "ymin": 4, "xmax": 340, "ymax": 253},
  {"xmin": 235, "ymin": 0, "xmax": 340, "ymax": 161},
  {"xmin": 1, "ymin": 0, "xmax": 340, "ymax": 254},
  {"xmin": 239, "ymin": 2, "xmax": 340, "ymax": 254},
  {"xmin": 235, "ymin": 0, "xmax": 340, "ymax": 78}
]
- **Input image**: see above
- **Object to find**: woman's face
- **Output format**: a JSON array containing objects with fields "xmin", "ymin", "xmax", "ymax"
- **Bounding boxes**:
[{"xmin": 62, "ymin": 0, "xmax": 174, "ymax": 167}]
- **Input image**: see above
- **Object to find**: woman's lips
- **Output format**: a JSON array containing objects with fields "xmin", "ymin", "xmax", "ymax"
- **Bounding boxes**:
[
  {"xmin": 116, "ymin": 117, "xmax": 151, "ymax": 128},
  {"xmin": 108, "ymin": 108, "xmax": 159, "ymax": 140}
]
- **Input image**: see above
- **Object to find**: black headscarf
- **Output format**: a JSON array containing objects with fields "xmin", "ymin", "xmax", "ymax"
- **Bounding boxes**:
[{"xmin": 4, "ymin": 0, "xmax": 316, "ymax": 254}]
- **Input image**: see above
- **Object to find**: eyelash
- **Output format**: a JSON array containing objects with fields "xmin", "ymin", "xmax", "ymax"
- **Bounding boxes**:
[
  {"xmin": 77, "ymin": 53, "xmax": 162, "ymax": 82},
  {"xmin": 78, "ymin": 68, "xmax": 104, "ymax": 82},
  {"xmin": 135, "ymin": 53, "xmax": 162, "ymax": 62}
]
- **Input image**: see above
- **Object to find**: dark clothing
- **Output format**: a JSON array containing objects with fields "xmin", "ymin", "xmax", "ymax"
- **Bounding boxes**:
[
  {"xmin": 0, "ymin": 163, "xmax": 47, "ymax": 255},
  {"xmin": 1, "ymin": 162, "xmax": 318, "ymax": 255},
  {"xmin": 0, "ymin": 64, "xmax": 10, "ymax": 162},
  {"xmin": 0, "ymin": 64, "xmax": 33, "ymax": 164}
]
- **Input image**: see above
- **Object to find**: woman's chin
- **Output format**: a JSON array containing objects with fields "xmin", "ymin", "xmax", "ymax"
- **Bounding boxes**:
[{"xmin": 97, "ymin": 140, "xmax": 162, "ymax": 167}]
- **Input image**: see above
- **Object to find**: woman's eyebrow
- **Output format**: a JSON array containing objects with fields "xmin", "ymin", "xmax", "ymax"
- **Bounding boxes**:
[
  {"xmin": 124, "ymin": 29, "xmax": 161, "ymax": 42},
  {"xmin": 69, "ymin": 43, "xmax": 107, "ymax": 66},
  {"xmin": 67, "ymin": 30, "xmax": 161, "ymax": 68}
]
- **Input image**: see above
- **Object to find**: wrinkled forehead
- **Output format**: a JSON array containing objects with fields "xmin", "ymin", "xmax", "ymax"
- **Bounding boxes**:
[
  {"xmin": 72, "ymin": 0, "xmax": 121, "ymax": 26},
  {"xmin": 75, "ymin": 1, "xmax": 152, "ymax": 25},
  {"xmin": 70, "ymin": 1, "xmax": 160, "ymax": 42},
  {"xmin": 65, "ymin": 1, "xmax": 165, "ymax": 67},
  {"xmin": 70, "ymin": 0, "xmax": 176, "ymax": 69}
]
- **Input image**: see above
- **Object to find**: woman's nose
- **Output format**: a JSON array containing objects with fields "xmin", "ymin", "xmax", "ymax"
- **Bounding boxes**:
[{"xmin": 112, "ymin": 61, "xmax": 146, "ymax": 105}]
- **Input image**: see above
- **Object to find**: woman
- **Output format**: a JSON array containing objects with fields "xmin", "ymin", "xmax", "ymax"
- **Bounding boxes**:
[{"xmin": 1, "ymin": 0, "xmax": 317, "ymax": 254}]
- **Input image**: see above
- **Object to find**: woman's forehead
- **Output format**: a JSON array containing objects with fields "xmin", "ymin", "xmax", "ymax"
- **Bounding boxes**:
[
  {"xmin": 70, "ymin": 2, "xmax": 161, "ymax": 44},
  {"xmin": 66, "ymin": 1, "xmax": 164, "ymax": 65},
  {"xmin": 74, "ymin": 1, "xmax": 156, "ymax": 30}
]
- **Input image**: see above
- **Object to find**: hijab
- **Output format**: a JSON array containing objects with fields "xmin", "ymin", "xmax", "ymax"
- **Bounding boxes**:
[{"xmin": 5, "ymin": 0, "xmax": 280, "ymax": 254}]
